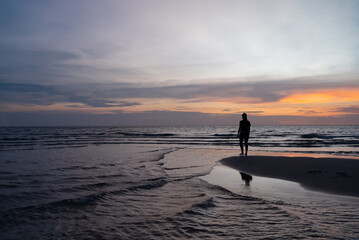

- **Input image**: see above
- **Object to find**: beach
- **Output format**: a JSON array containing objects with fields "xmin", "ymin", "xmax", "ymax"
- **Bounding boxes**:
[{"xmin": 220, "ymin": 152, "xmax": 359, "ymax": 198}]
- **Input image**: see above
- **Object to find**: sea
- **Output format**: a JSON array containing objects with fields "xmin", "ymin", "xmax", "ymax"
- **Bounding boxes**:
[{"xmin": 1, "ymin": 125, "xmax": 359, "ymax": 239}]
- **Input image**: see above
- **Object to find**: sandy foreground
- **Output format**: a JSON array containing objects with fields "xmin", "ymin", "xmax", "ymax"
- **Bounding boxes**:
[{"xmin": 220, "ymin": 153, "xmax": 359, "ymax": 198}]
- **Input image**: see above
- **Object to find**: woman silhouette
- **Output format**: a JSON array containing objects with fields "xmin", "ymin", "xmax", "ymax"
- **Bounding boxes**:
[{"xmin": 237, "ymin": 113, "xmax": 251, "ymax": 156}]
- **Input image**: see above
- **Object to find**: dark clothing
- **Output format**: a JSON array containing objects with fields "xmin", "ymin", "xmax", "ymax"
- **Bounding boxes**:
[
  {"xmin": 238, "ymin": 115, "xmax": 251, "ymax": 156},
  {"xmin": 239, "ymin": 120, "xmax": 251, "ymax": 139}
]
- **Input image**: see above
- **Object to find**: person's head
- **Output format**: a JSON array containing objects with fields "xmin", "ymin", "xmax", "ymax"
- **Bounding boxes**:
[{"xmin": 242, "ymin": 113, "xmax": 247, "ymax": 120}]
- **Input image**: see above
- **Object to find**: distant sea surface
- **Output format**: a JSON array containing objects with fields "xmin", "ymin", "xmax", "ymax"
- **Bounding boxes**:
[
  {"xmin": 1, "ymin": 125, "xmax": 359, "ymax": 156},
  {"xmin": 1, "ymin": 126, "xmax": 359, "ymax": 239}
]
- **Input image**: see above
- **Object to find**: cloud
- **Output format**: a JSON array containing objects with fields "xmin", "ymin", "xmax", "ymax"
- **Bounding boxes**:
[
  {"xmin": 0, "ymin": 45, "xmax": 147, "ymax": 85},
  {"xmin": 0, "ymin": 80, "xmax": 142, "ymax": 108},
  {"xmin": 1, "ymin": 110, "xmax": 358, "ymax": 126},
  {"xmin": 1, "ymin": 1, "xmax": 358, "ymax": 125},
  {"xmin": 0, "ymin": 47, "xmax": 77, "ymax": 63},
  {"xmin": 1, "ymin": 0, "xmax": 359, "ymax": 85},
  {"xmin": 90, "ymin": 75, "xmax": 359, "ymax": 103},
  {"xmin": 332, "ymin": 106, "xmax": 359, "ymax": 114},
  {"xmin": 1, "ymin": 75, "xmax": 358, "ymax": 109},
  {"xmin": 0, "ymin": 47, "xmax": 79, "ymax": 76},
  {"xmin": 0, "ymin": 81, "xmax": 63, "ymax": 105},
  {"xmin": 297, "ymin": 110, "xmax": 321, "ymax": 114},
  {"xmin": 238, "ymin": 111, "xmax": 264, "ymax": 114},
  {"xmin": 65, "ymin": 101, "xmax": 142, "ymax": 108},
  {"xmin": 107, "ymin": 101, "xmax": 142, "ymax": 107},
  {"xmin": 0, "ymin": 47, "xmax": 80, "ymax": 83}
]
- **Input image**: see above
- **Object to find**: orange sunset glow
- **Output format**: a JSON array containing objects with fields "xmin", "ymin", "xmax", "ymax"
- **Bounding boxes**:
[{"xmin": 281, "ymin": 88, "xmax": 359, "ymax": 104}]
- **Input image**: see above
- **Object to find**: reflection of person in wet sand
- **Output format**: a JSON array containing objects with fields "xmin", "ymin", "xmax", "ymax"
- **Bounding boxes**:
[
  {"xmin": 240, "ymin": 172, "xmax": 252, "ymax": 186},
  {"xmin": 237, "ymin": 113, "xmax": 251, "ymax": 156}
]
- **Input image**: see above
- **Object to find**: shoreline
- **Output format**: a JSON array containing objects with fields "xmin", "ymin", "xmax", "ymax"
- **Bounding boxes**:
[{"xmin": 219, "ymin": 152, "xmax": 359, "ymax": 198}]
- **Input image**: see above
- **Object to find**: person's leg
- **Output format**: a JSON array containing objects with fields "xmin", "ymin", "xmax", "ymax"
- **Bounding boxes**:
[
  {"xmin": 239, "ymin": 137, "xmax": 244, "ymax": 155},
  {"xmin": 244, "ymin": 138, "xmax": 248, "ymax": 156}
]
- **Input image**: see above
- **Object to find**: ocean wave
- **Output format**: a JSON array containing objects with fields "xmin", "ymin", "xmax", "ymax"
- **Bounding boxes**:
[
  {"xmin": 59, "ymin": 192, "xmax": 107, "ymax": 206},
  {"xmin": 116, "ymin": 131, "xmax": 176, "ymax": 137},
  {"xmin": 0, "ymin": 184, "xmax": 19, "ymax": 189},
  {"xmin": 191, "ymin": 197, "xmax": 216, "ymax": 209},
  {"xmin": 0, "ymin": 137, "xmax": 38, "ymax": 141},
  {"xmin": 53, "ymin": 165, "xmax": 95, "ymax": 171},
  {"xmin": 0, "ymin": 178, "xmax": 169, "ymax": 215},
  {"xmin": 181, "ymin": 197, "xmax": 216, "ymax": 216},
  {"xmin": 1, "ymin": 126, "xmax": 358, "ymax": 156},
  {"xmin": 213, "ymin": 134, "xmax": 236, "ymax": 138},
  {"xmin": 125, "ymin": 179, "xmax": 168, "ymax": 192},
  {"xmin": 300, "ymin": 133, "xmax": 333, "ymax": 139}
]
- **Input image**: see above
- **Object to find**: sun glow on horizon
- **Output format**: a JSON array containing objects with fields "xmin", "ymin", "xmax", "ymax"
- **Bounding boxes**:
[
  {"xmin": 280, "ymin": 88, "xmax": 359, "ymax": 104},
  {"xmin": 4, "ymin": 86, "xmax": 357, "ymax": 119}
]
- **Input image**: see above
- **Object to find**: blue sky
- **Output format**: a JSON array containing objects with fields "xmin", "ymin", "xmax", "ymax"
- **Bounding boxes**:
[{"xmin": 1, "ymin": 0, "xmax": 359, "ymax": 125}]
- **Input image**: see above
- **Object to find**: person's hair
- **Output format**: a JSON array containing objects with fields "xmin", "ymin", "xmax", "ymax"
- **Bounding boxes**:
[{"xmin": 242, "ymin": 113, "xmax": 247, "ymax": 120}]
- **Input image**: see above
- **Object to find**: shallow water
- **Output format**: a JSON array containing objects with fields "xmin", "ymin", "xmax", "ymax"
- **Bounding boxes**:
[
  {"xmin": 1, "ymin": 144, "xmax": 359, "ymax": 239},
  {"xmin": 202, "ymin": 165, "xmax": 359, "ymax": 238}
]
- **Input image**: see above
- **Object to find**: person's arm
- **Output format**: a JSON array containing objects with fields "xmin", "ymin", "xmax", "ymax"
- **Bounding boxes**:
[{"xmin": 237, "ymin": 121, "xmax": 241, "ymax": 137}]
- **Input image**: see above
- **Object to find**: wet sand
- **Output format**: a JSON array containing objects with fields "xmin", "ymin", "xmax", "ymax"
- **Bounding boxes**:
[{"xmin": 220, "ymin": 153, "xmax": 359, "ymax": 198}]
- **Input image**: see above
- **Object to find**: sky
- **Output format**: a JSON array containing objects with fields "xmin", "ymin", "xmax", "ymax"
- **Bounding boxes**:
[{"xmin": 1, "ymin": 0, "xmax": 359, "ymax": 125}]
